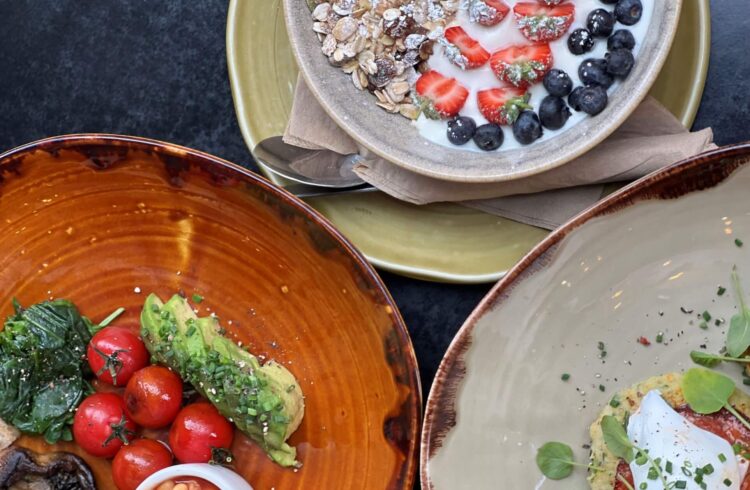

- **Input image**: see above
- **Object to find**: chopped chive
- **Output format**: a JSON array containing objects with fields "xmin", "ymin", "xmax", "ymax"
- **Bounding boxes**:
[
  {"xmin": 718, "ymin": 453, "xmax": 727, "ymax": 463},
  {"xmin": 736, "ymin": 238, "xmax": 744, "ymax": 248},
  {"xmin": 702, "ymin": 464, "xmax": 714, "ymax": 475},
  {"xmin": 656, "ymin": 332, "xmax": 664, "ymax": 343},
  {"xmin": 609, "ymin": 396, "xmax": 621, "ymax": 408},
  {"xmin": 192, "ymin": 293, "xmax": 204, "ymax": 303},
  {"xmin": 702, "ymin": 310, "xmax": 712, "ymax": 321},
  {"xmin": 561, "ymin": 373, "xmax": 570, "ymax": 381},
  {"xmin": 675, "ymin": 482, "xmax": 686, "ymax": 489},
  {"xmin": 99, "ymin": 307, "xmax": 126, "ymax": 328},
  {"xmin": 725, "ymin": 479, "xmax": 733, "ymax": 486},
  {"xmin": 699, "ymin": 321, "xmax": 708, "ymax": 330},
  {"xmin": 718, "ymin": 286, "xmax": 727, "ymax": 296},
  {"xmin": 665, "ymin": 460, "xmax": 673, "ymax": 474},
  {"xmin": 599, "ymin": 384, "xmax": 605, "ymax": 392}
]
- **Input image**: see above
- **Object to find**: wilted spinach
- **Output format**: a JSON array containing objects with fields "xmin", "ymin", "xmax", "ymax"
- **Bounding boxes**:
[{"xmin": 0, "ymin": 300, "xmax": 95, "ymax": 443}]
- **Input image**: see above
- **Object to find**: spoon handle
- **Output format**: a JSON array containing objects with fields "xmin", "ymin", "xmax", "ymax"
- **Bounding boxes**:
[{"xmin": 283, "ymin": 183, "xmax": 378, "ymax": 199}]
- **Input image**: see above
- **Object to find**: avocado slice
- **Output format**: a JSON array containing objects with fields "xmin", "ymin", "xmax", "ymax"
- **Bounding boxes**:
[{"xmin": 140, "ymin": 294, "xmax": 304, "ymax": 467}]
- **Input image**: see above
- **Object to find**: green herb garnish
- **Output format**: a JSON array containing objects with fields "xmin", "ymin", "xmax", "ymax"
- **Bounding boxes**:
[
  {"xmin": 718, "ymin": 286, "xmax": 727, "ymax": 296},
  {"xmin": 535, "ymin": 442, "xmax": 577, "ymax": 480},
  {"xmin": 727, "ymin": 267, "xmax": 750, "ymax": 357},
  {"xmin": 682, "ymin": 368, "xmax": 750, "ymax": 431},
  {"xmin": 736, "ymin": 239, "xmax": 744, "ymax": 248},
  {"xmin": 690, "ymin": 350, "xmax": 750, "ymax": 367},
  {"xmin": 561, "ymin": 373, "xmax": 570, "ymax": 381},
  {"xmin": 192, "ymin": 293, "xmax": 204, "ymax": 304}
]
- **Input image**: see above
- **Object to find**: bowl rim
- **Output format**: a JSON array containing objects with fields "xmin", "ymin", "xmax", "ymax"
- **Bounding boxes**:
[
  {"xmin": 135, "ymin": 463, "xmax": 252, "ymax": 490},
  {"xmin": 283, "ymin": 0, "xmax": 684, "ymax": 184},
  {"xmin": 0, "ymin": 133, "xmax": 423, "ymax": 489},
  {"xmin": 419, "ymin": 141, "xmax": 750, "ymax": 489}
]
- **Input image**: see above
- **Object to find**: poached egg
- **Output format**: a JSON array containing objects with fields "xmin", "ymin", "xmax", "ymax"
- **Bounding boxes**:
[{"xmin": 627, "ymin": 390, "xmax": 749, "ymax": 489}]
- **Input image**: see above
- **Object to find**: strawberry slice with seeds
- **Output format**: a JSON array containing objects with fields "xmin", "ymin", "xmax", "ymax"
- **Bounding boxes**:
[
  {"xmin": 477, "ymin": 87, "xmax": 532, "ymax": 125},
  {"xmin": 489, "ymin": 44, "xmax": 553, "ymax": 88},
  {"xmin": 467, "ymin": 0, "xmax": 511, "ymax": 27},
  {"xmin": 443, "ymin": 26, "xmax": 491, "ymax": 69},
  {"xmin": 514, "ymin": 2, "xmax": 575, "ymax": 42},
  {"xmin": 415, "ymin": 70, "xmax": 470, "ymax": 119}
]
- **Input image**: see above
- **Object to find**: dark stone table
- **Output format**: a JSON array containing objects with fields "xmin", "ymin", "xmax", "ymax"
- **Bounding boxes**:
[{"xmin": 0, "ymin": 0, "xmax": 748, "ymax": 438}]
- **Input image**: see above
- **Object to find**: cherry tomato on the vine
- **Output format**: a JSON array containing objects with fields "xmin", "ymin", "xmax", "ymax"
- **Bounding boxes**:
[
  {"xmin": 112, "ymin": 438, "xmax": 173, "ymax": 490},
  {"xmin": 169, "ymin": 402, "xmax": 234, "ymax": 463},
  {"xmin": 124, "ymin": 365, "xmax": 183, "ymax": 429},
  {"xmin": 87, "ymin": 326, "xmax": 149, "ymax": 386},
  {"xmin": 73, "ymin": 392, "xmax": 138, "ymax": 458}
]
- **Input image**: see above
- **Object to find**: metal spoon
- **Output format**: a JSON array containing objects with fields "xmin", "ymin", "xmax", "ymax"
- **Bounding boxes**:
[{"xmin": 253, "ymin": 136, "xmax": 367, "ymax": 189}]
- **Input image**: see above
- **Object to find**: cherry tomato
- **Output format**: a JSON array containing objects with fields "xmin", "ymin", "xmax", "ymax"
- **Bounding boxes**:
[
  {"xmin": 124, "ymin": 366, "xmax": 183, "ymax": 429},
  {"xmin": 169, "ymin": 403, "xmax": 234, "ymax": 463},
  {"xmin": 73, "ymin": 392, "xmax": 138, "ymax": 458},
  {"xmin": 88, "ymin": 326, "xmax": 149, "ymax": 386},
  {"xmin": 112, "ymin": 438, "xmax": 173, "ymax": 490}
]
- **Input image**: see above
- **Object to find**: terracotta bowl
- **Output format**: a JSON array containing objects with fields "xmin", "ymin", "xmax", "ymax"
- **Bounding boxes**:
[
  {"xmin": 421, "ymin": 143, "xmax": 750, "ymax": 488},
  {"xmin": 0, "ymin": 134, "xmax": 420, "ymax": 489},
  {"xmin": 283, "ymin": 0, "xmax": 683, "ymax": 183}
]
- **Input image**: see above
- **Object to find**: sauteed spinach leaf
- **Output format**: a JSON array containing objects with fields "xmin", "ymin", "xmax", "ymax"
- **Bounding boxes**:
[{"xmin": 0, "ymin": 300, "xmax": 94, "ymax": 444}]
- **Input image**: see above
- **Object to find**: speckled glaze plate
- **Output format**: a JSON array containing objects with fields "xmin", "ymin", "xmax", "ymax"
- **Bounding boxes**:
[
  {"xmin": 421, "ymin": 144, "xmax": 750, "ymax": 489},
  {"xmin": 0, "ymin": 134, "xmax": 421, "ymax": 489},
  {"xmin": 225, "ymin": 0, "xmax": 709, "ymax": 283}
]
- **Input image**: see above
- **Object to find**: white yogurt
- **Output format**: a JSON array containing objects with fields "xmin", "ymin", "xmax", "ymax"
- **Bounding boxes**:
[{"xmin": 414, "ymin": 0, "xmax": 654, "ymax": 152}]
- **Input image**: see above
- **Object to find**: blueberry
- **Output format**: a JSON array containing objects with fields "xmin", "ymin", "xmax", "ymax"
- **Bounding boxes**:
[
  {"xmin": 605, "ymin": 49, "xmax": 635, "ymax": 78},
  {"xmin": 587, "ymin": 9, "xmax": 615, "ymax": 37},
  {"xmin": 579, "ymin": 58, "xmax": 614, "ymax": 88},
  {"xmin": 608, "ymin": 29, "xmax": 636, "ymax": 51},
  {"xmin": 512, "ymin": 111, "xmax": 543, "ymax": 145},
  {"xmin": 578, "ymin": 86, "xmax": 609, "ymax": 116},
  {"xmin": 543, "ymin": 69, "xmax": 573, "ymax": 97},
  {"xmin": 538, "ymin": 96, "xmax": 572, "ymax": 130},
  {"xmin": 447, "ymin": 116, "xmax": 477, "ymax": 146},
  {"xmin": 473, "ymin": 124, "xmax": 504, "ymax": 151},
  {"xmin": 615, "ymin": 0, "xmax": 643, "ymax": 26},
  {"xmin": 568, "ymin": 28, "xmax": 595, "ymax": 56},
  {"xmin": 568, "ymin": 86, "xmax": 586, "ymax": 112}
]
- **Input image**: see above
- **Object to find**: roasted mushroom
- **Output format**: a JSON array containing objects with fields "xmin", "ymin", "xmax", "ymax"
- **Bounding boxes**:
[{"xmin": 0, "ymin": 447, "xmax": 95, "ymax": 490}]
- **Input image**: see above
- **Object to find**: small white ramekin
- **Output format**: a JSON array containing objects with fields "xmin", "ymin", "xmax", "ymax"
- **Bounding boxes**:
[{"xmin": 135, "ymin": 463, "xmax": 254, "ymax": 490}]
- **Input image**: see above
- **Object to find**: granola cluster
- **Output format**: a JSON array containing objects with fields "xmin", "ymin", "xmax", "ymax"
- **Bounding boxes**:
[{"xmin": 310, "ymin": 0, "xmax": 459, "ymax": 119}]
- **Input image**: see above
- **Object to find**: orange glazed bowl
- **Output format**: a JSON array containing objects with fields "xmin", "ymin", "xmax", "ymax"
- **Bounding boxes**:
[{"xmin": 0, "ymin": 134, "xmax": 420, "ymax": 489}]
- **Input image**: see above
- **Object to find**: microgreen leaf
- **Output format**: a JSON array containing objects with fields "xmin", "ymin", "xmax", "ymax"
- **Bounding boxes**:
[
  {"xmin": 601, "ymin": 415, "xmax": 634, "ymax": 463},
  {"xmin": 682, "ymin": 368, "xmax": 735, "ymax": 414},
  {"xmin": 536, "ymin": 442, "xmax": 576, "ymax": 480},
  {"xmin": 690, "ymin": 350, "xmax": 750, "ymax": 367},
  {"xmin": 727, "ymin": 267, "xmax": 750, "ymax": 357}
]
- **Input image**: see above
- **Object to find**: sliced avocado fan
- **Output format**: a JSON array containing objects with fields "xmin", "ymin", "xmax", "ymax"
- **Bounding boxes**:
[{"xmin": 140, "ymin": 294, "xmax": 304, "ymax": 467}]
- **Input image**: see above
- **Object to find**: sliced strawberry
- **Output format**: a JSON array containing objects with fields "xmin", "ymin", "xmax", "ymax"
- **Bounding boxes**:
[
  {"xmin": 443, "ymin": 26, "xmax": 490, "ymax": 69},
  {"xmin": 415, "ymin": 70, "xmax": 470, "ymax": 119},
  {"xmin": 489, "ymin": 43, "xmax": 553, "ymax": 88},
  {"xmin": 513, "ymin": 2, "xmax": 575, "ymax": 42},
  {"xmin": 477, "ymin": 87, "xmax": 532, "ymax": 125},
  {"xmin": 467, "ymin": 0, "xmax": 511, "ymax": 27}
]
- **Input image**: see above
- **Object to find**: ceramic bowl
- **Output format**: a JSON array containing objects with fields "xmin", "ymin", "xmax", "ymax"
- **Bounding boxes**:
[
  {"xmin": 421, "ymin": 143, "xmax": 750, "ymax": 488},
  {"xmin": 136, "ymin": 464, "xmax": 253, "ymax": 490},
  {"xmin": 283, "ymin": 0, "xmax": 683, "ymax": 183},
  {"xmin": 0, "ymin": 134, "xmax": 420, "ymax": 489}
]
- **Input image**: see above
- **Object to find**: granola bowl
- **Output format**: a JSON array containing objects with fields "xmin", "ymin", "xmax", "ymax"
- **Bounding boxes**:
[{"xmin": 283, "ymin": 0, "xmax": 683, "ymax": 183}]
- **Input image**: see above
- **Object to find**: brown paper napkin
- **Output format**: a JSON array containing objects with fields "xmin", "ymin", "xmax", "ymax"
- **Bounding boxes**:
[{"xmin": 283, "ymin": 77, "xmax": 715, "ymax": 229}]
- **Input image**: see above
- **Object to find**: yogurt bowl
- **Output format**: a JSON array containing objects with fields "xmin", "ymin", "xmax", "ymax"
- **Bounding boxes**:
[
  {"xmin": 136, "ymin": 464, "xmax": 253, "ymax": 490},
  {"xmin": 284, "ymin": 0, "xmax": 683, "ymax": 183}
]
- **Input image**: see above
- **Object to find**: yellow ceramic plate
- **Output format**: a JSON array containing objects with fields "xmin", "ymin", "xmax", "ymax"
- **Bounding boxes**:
[{"xmin": 225, "ymin": 0, "xmax": 710, "ymax": 284}]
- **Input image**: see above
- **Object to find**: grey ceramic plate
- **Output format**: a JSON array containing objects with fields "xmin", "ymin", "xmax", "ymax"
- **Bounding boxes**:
[
  {"xmin": 227, "ymin": 0, "xmax": 710, "ymax": 283},
  {"xmin": 421, "ymin": 144, "xmax": 750, "ymax": 488},
  {"xmin": 283, "ymin": 0, "xmax": 683, "ymax": 183}
]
